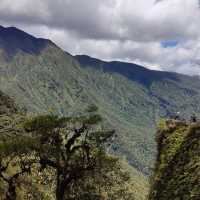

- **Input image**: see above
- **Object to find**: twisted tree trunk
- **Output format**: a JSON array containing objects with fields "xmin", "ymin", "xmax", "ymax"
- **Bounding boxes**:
[{"xmin": 5, "ymin": 179, "xmax": 17, "ymax": 200}]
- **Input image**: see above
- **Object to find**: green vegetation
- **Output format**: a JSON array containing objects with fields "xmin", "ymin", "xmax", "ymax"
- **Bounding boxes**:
[
  {"xmin": 0, "ymin": 137, "xmax": 37, "ymax": 200},
  {"xmin": 1, "ymin": 26, "xmax": 200, "ymax": 198},
  {"xmin": 1, "ymin": 27, "xmax": 200, "ymax": 176},
  {"xmin": 1, "ymin": 30, "xmax": 200, "ymax": 175},
  {"xmin": 23, "ymin": 111, "xmax": 116, "ymax": 200},
  {"xmin": 149, "ymin": 120, "xmax": 200, "ymax": 200},
  {"xmin": 0, "ymin": 91, "xmax": 148, "ymax": 200}
]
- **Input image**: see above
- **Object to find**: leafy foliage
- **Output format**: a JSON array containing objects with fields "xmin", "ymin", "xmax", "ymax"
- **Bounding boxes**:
[
  {"xmin": 149, "ymin": 120, "xmax": 200, "ymax": 200},
  {"xmin": 23, "ymin": 110, "xmax": 117, "ymax": 200},
  {"xmin": 0, "ymin": 136, "xmax": 38, "ymax": 200},
  {"xmin": 0, "ymin": 89, "xmax": 149, "ymax": 200},
  {"xmin": 0, "ymin": 98, "xmax": 147, "ymax": 200}
]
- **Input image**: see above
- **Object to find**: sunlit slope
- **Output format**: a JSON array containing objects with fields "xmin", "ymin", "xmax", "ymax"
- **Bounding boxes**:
[{"xmin": 149, "ymin": 120, "xmax": 200, "ymax": 200}]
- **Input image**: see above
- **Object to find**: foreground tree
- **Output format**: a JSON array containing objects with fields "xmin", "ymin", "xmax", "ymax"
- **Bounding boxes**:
[
  {"xmin": 24, "ymin": 109, "xmax": 114, "ymax": 200},
  {"xmin": 67, "ymin": 153, "xmax": 136, "ymax": 200}
]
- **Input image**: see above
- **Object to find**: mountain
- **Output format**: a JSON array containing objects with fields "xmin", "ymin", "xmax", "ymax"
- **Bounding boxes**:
[
  {"xmin": 0, "ymin": 25, "xmax": 52, "ymax": 57},
  {"xmin": 75, "ymin": 55, "xmax": 180, "ymax": 86},
  {"xmin": 1, "ymin": 25, "xmax": 200, "ymax": 176},
  {"xmin": 75, "ymin": 54, "xmax": 200, "ymax": 120},
  {"xmin": 149, "ymin": 120, "xmax": 200, "ymax": 200}
]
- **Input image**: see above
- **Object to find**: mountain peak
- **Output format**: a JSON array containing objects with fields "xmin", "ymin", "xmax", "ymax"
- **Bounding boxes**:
[
  {"xmin": 75, "ymin": 54, "xmax": 182, "ymax": 86},
  {"xmin": 0, "ymin": 25, "xmax": 36, "ymax": 39},
  {"xmin": 0, "ymin": 25, "xmax": 55, "ymax": 57}
]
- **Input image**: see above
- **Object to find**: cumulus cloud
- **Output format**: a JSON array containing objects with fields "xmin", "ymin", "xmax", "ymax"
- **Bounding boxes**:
[{"xmin": 0, "ymin": 0, "xmax": 200, "ymax": 75}]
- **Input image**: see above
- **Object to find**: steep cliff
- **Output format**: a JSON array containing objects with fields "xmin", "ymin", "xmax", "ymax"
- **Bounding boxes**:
[{"xmin": 149, "ymin": 120, "xmax": 200, "ymax": 200}]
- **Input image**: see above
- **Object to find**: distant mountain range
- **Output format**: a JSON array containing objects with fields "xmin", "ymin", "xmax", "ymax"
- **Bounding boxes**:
[{"xmin": 1, "ymin": 25, "xmax": 200, "ymax": 176}]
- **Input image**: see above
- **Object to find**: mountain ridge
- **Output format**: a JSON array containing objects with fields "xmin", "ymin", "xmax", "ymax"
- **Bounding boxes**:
[
  {"xmin": 0, "ymin": 25, "xmax": 56, "ymax": 58},
  {"xmin": 75, "ymin": 54, "xmax": 200, "ymax": 88},
  {"xmin": 1, "ymin": 25, "xmax": 200, "ymax": 176},
  {"xmin": 1, "ymin": 25, "xmax": 198, "ymax": 79}
]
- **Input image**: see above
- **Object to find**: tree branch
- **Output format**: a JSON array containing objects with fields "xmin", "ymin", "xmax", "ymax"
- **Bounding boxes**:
[
  {"xmin": 65, "ymin": 124, "xmax": 87, "ymax": 152},
  {"xmin": 40, "ymin": 157, "xmax": 58, "ymax": 169}
]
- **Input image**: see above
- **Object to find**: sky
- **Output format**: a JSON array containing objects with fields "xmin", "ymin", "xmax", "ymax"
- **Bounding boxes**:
[{"xmin": 0, "ymin": 0, "xmax": 200, "ymax": 75}]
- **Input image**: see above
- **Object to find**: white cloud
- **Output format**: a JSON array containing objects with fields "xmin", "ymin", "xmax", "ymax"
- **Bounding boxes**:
[{"xmin": 0, "ymin": 0, "xmax": 200, "ymax": 75}]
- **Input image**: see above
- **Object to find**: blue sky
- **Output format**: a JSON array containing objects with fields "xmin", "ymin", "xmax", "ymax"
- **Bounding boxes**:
[{"xmin": 161, "ymin": 41, "xmax": 178, "ymax": 48}]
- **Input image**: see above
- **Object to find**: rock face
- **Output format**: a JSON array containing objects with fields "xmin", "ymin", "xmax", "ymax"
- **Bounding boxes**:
[{"xmin": 149, "ymin": 120, "xmax": 200, "ymax": 200}]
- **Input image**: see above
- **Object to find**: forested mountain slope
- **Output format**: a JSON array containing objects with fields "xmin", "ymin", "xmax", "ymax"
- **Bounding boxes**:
[{"xmin": 1, "ymin": 25, "xmax": 200, "ymax": 175}]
